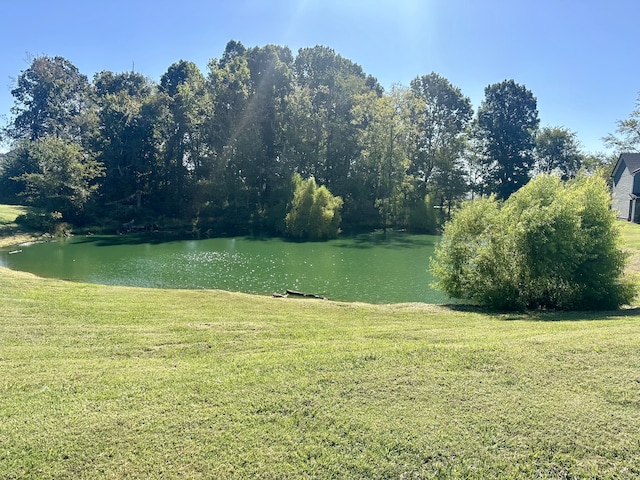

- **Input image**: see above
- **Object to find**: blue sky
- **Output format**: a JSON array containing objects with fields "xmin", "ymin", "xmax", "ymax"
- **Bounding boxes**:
[{"xmin": 2, "ymin": 0, "xmax": 639, "ymax": 153}]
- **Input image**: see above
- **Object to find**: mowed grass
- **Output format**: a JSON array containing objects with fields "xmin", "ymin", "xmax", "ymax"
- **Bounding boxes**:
[
  {"xmin": 0, "ymin": 204, "xmax": 33, "ymax": 248},
  {"xmin": 0, "ymin": 204, "xmax": 27, "ymax": 232},
  {"xmin": 1, "ymin": 210, "xmax": 640, "ymax": 478},
  {"xmin": 620, "ymin": 221, "xmax": 640, "ymax": 275},
  {"xmin": 2, "ymin": 272, "xmax": 640, "ymax": 478}
]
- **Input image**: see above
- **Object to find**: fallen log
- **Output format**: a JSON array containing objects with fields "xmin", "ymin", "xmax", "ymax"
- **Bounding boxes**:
[{"xmin": 285, "ymin": 289, "xmax": 327, "ymax": 300}]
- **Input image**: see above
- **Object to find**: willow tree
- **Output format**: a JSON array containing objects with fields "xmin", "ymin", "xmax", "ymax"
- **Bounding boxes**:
[{"xmin": 285, "ymin": 174, "xmax": 342, "ymax": 240}]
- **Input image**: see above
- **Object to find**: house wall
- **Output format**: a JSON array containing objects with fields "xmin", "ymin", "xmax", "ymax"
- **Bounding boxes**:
[
  {"xmin": 612, "ymin": 161, "xmax": 633, "ymax": 219},
  {"xmin": 633, "ymin": 174, "xmax": 640, "ymax": 194}
]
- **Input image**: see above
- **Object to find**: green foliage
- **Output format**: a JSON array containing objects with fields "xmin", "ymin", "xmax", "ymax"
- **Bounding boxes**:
[
  {"xmin": 432, "ymin": 174, "xmax": 635, "ymax": 310},
  {"xmin": 292, "ymin": 45, "xmax": 378, "ymax": 199},
  {"xmin": 156, "ymin": 60, "xmax": 213, "ymax": 216},
  {"xmin": 0, "ymin": 148, "xmax": 34, "ymax": 203},
  {"xmin": 535, "ymin": 126, "xmax": 583, "ymax": 180},
  {"xmin": 285, "ymin": 174, "xmax": 343, "ymax": 240},
  {"xmin": 11, "ymin": 137, "xmax": 104, "ymax": 221},
  {"xmin": 408, "ymin": 194, "xmax": 438, "ymax": 234},
  {"xmin": 476, "ymin": 80, "xmax": 540, "ymax": 199},
  {"xmin": 7, "ymin": 55, "xmax": 92, "ymax": 142},
  {"xmin": 93, "ymin": 71, "xmax": 157, "ymax": 209},
  {"xmin": 351, "ymin": 87, "xmax": 412, "ymax": 229},
  {"xmin": 407, "ymin": 73, "xmax": 473, "ymax": 200},
  {"xmin": 15, "ymin": 210, "xmax": 64, "ymax": 234},
  {"xmin": 3, "ymin": 45, "xmax": 571, "ymax": 234}
]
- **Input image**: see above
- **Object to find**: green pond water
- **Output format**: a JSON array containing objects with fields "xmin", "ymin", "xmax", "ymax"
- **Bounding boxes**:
[{"xmin": 0, "ymin": 232, "xmax": 450, "ymax": 304}]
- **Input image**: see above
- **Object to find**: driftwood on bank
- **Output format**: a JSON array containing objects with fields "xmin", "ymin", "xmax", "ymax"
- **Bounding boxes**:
[{"xmin": 272, "ymin": 289, "xmax": 327, "ymax": 300}]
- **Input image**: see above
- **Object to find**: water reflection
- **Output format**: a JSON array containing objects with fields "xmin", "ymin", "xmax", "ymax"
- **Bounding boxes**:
[{"xmin": 0, "ymin": 233, "xmax": 449, "ymax": 304}]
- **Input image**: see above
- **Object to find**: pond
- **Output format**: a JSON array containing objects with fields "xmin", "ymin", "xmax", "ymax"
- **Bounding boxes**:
[{"xmin": 0, "ymin": 232, "xmax": 450, "ymax": 304}]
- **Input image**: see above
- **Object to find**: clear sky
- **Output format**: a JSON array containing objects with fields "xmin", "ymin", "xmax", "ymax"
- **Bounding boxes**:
[{"xmin": 2, "ymin": 0, "xmax": 639, "ymax": 154}]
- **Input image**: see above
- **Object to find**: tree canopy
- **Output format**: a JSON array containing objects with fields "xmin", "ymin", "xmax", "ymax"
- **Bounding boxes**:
[
  {"xmin": 475, "ymin": 80, "xmax": 539, "ymax": 199},
  {"xmin": 8, "ymin": 55, "xmax": 91, "ymax": 142},
  {"xmin": 10, "ymin": 137, "xmax": 103, "ymax": 221},
  {"xmin": 0, "ymin": 44, "xmax": 595, "ymax": 235},
  {"xmin": 535, "ymin": 126, "xmax": 582, "ymax": 180}
]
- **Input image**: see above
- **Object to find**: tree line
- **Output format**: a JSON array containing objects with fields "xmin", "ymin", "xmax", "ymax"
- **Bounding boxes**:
[{"xmin": 0, "ymin": 41, "xmax": 605, "ymax": 238}]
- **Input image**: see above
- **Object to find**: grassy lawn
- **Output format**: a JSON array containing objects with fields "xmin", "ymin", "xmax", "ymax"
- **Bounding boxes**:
[
  {"xmin": 0, "ymin": 204, "xmax": 36, "ymax": 248},
  {"xmin": 1, "ymin": 208, "xmax": 640, "ymax": 478},
  {"xmin": 619, "ymin": 221, "xmax": 640, "ymax": 250},
  {"xmin": 0, "ymin": 204, "xmax": 27, "ymax": 232},
  {"xmin": 620, "ymin": 221, "xmax": 640, "ymax": 274}
]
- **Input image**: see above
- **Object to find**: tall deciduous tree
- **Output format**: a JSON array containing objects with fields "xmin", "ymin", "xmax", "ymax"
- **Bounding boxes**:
[
  {"xmin": 476, "ymin": 79, "xmax": 539, "ymax": 199},
  {"xmin": 207, "ymin": 43, "xmax": 253, "ymax": 225},
  {"xmin": 407, "ymin": 73, "xmax": 473, "ymax": 218},
  {"xmin": 208, "ymin": 41, "xmax": 251, "ymax": 153},
  {"xmin": 351, "ymin": 86, "xmax": 411, "ymax": 230},
  {"xmin": 293, "ymin": 46, "xmax": 380, "ymax": 197},
  {"xmin": 535, "ymin": 126, "xmax": 582, "ymax": 180},
  {"xmin": 242, "ymin": 44, "xmax": 294, "ymax": 230},
  {"xmin": 7, "ymin": 55, "xmax": 92, "ymax": 143},
  {"xmin": 93, "ymin": 71, "xmax": 158, "ymax": 209},
  {"xmin": 207, "ymin": 42, "xmax": 295, "ymax": 232},
  {"xmin": 158, "ymin": 60, "xmax": 213, "ymax": 215}
]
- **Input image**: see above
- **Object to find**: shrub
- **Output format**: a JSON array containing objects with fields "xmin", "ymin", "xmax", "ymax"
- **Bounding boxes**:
[{"xmin": 431, "ymin": 174, "xmax": 635, "ymax": 310}]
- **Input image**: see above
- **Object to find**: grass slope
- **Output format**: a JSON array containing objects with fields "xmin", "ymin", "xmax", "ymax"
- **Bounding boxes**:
[
  {"xmin": 1, "ymin": 269, "xmax": 640, "ymax": 478},
  {"xmin": 0, "ymin": 204, "xmax": 27, "ymax": 234},
  {"xmin": 620, "ymin": 221, "xmax": 640, "ymax": 274},
  {"xmin": 1, "ymin": 207, "xmax": 640, "ymax": 478},
  {"xmin": 0, "ymin": 204, "xmax": 33, "ymax": 248}
]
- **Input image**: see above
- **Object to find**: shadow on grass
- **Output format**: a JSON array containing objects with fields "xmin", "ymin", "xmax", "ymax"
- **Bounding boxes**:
[
  {"xmin": 443, "ymin": 303, "xmax": 640, "ymax": 321},
  {"xmin": 526, "ymin": 307, "xmax": 640, "ymax": 322}
]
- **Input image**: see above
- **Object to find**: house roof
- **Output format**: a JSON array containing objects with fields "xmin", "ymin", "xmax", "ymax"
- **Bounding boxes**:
[{"xmin": 611, "ymin": 153, "xmax": 640, "ymax": 178}]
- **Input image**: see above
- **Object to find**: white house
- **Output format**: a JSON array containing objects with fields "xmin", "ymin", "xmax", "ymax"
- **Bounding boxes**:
[{"xmin": 611, "ymin": 153, "xmax": 640, "ymax": 222}]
